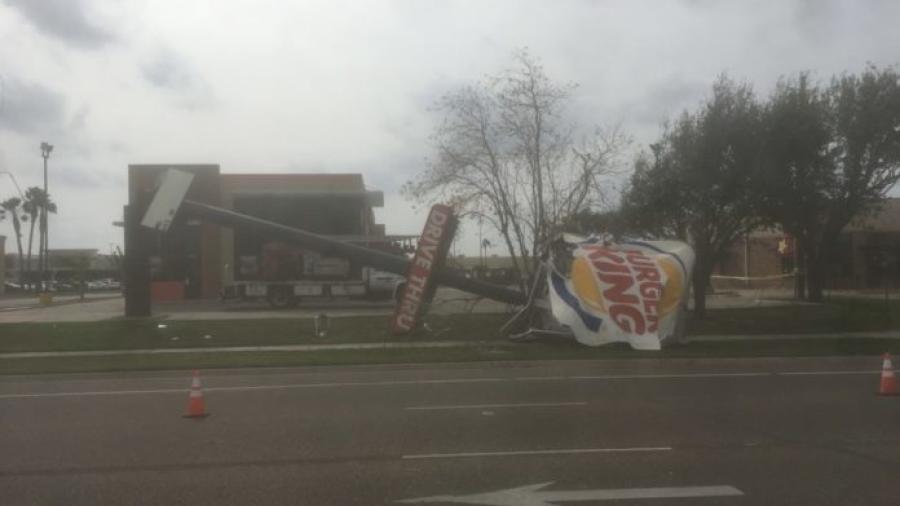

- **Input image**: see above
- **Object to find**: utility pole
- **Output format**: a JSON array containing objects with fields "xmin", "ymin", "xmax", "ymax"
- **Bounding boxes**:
[
  {"xmin": 478, "ymin": 217, "xmax": 484, "ymax": 271},
  {"xmin": 40, "ymin": 142, "xmax": 53, "ymax": 292},
  {"xmin": 0, "ymin": 171, "xmax": 24, "ymax": 198}
]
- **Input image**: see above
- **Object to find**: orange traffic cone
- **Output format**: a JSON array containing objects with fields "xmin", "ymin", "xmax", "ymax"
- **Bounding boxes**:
[
  {"xmin": 878, "ymin": 353, "xmax": 897, "ymax": 396},
  {"xmin": 184, "ymin": 370, "xmax": 209, "ymax": 418}
]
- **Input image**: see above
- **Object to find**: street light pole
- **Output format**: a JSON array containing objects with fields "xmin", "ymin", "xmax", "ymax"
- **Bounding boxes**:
[
  {"xmin": 40, "ymin": 142, "xmax": 53, "ymax": 292},
  {"xmin": 0, "ymin": 171, "xmax": 24, "ymax": 199}
]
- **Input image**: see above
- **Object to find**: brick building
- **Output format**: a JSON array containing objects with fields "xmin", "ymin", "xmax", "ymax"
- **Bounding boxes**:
[{"xmin": 714, "ymin": 198, "xmax": 900, "ymax": 290}]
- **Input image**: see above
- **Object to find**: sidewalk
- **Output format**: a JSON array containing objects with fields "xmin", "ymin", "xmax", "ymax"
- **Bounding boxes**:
[
  {"xmin": 0, "ymin": 289, "xmax": 809, "ymax": 324},
  {"xmin": 0, "ymin": 340, "xmax": 486, "ymax": 359},
  {"xmin": 3, "ymin": 331, "xmax": 899, "ymax": 359},
  {"xmin": 0, "ymin": 292, "xmax": 119, "ymax": 310}
]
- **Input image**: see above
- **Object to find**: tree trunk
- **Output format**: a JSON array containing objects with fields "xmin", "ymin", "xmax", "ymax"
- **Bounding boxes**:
[
  {"xmin": 794, "ymin": 240, "xmax": 806, "ymax": 300},
  {"xmin": 12, "ymin": 218, "xmax": 24, "ymax": 283},
  {"xmin": 498, "ymin": 224, "xmax": 527, "ymax": 294},
  {"xmin": 26, "ymin": 218, "xmax": 36, "ymax": 291},
  {"xmin": 806, "ymin": 252, "xmax": 825, "ymax": 303},
  {"xmin": 691, "ymin": 261, "xmax": 710, "ymax": 319}
]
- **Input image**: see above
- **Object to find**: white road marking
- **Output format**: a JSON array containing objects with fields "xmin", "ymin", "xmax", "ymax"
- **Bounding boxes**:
[
  {"xmin": 776, "ymin": 370, "xmax": 878, "ymax": 376},
  {"xmin": 512, "ymin": 375, "xmax": 570, "ymax": 381},
  {"xmin": 397, "ymin": 482, "xmax": 742, "ymax": 504},
  {"xmin": 0, "ymin": 378, "xmax": 505, "ymax": 399},
  {"xmin": 401, "ymin": 446, "xmax": 672, "ymax": 460},
  {"xmin": 0, "ymin": 369, "xmax": 890, "ymax": 400},
  {"xmin": 0, "ymin": 341, "xmax": 478, "ymax": 359},
  {"xmin": 570, "ymin": 372, "xmax": 772, "ymax": 380},
  {"xmin": 406, "ymin": 401, "xmax": 587, "ymax": 411},
  {"xmin": 0, "ymin": 388, "xmax": 186, "ymax": 399}
]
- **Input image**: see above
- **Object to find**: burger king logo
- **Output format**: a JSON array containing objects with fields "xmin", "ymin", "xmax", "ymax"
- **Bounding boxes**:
[{"xmin": 566, "ymin": 244, "xmax": 686, "ymax": 335}]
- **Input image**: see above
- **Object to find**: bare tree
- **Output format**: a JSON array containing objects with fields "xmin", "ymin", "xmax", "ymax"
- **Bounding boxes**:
[{"xmin": 404, "ymin": 49, "xmax": 627, "ymax": 291}]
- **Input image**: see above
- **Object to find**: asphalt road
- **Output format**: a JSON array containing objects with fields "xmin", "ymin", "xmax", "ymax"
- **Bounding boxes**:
[{"xmin": 1, "ymin": 357, "xmax": 898, "ymax": 505}]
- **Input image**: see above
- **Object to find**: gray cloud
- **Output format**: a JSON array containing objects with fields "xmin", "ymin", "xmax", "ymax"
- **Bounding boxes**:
[
  {"xmin": 141, "ymin": 49, "xmax": 216, "ymax": 110},
  {"xmin": 142, "ymin": 50, "xmax": 194, "ymax": 91},
  {"xmin": 0, "ymin": 75, "xmax": 66, "ymax": 134},
  {"xmin": 69, "ymin": 105, "xmax": 89, "ymax": 130},
  {"xmin": 622, "ymin": 78, "xmax": 709, "ymax": 129},
  {"xmin": 3, "ymin": 0, "xmax": 114, "ymax": 49},
  {"xmin": 3, "ymin": 0, "xmax": 900, "ymax": 251},
  {"xmin": 55, "ymin": 163, "xmax": 123, "ymax": 189}
]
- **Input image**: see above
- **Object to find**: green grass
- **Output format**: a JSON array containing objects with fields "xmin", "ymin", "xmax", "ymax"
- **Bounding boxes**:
[
  {"xmin": 0, "ymin": 313, "xmax": 509, "ymax": 353},
  {"xmin": 2, "ymin": 337, "xmax": 899, "ymax": 375},
  {"xmin": 688, "ymin": 297, "xmax": 900, "ymax": 335},
  {"xmin": 2, "ymin": 297, "xmax": 897, "ymax": 355},
  {"xmin": 1, "ymin": 297, "xmax": 898, "ymax": 376}
]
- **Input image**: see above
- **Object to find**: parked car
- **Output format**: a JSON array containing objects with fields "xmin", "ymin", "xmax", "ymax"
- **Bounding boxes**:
[
  {"xmin": 365, "ymin": 270, "xmax": 406, "ymax": 301},
  {"xmin": 86, "ymin": 279, "xmax": 121, "ymax": 291},
  {"xmin": 3, "ymin": 281, "xmax": 24, "ymax": 293}
]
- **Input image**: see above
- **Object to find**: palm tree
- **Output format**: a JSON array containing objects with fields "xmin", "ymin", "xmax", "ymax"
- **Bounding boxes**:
[
  {"xmin": 0, "ymin": 197, "xmax": 25, "ymax": 283},
  {"xmin": 22, "ymin": 191, "xmax": 39, "ymax": 290},
  {"xmin": 22, "ymin": 187, "xmax": 55, "ymax": 291}
]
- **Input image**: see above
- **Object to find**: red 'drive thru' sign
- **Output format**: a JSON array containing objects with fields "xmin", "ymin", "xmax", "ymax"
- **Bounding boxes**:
[{"xmin": 391, "ymin": 204, "xmax": 456, "ymax": 334}]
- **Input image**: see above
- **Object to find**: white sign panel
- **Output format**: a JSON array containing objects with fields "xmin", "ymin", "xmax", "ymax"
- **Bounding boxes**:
[
  {"xmin": 140, "ymin": 169, "xmax": 194, "ymax": 232},
  {"xmin": 548, "ymin": 238, "xmax": 695, "ymax": 350}
]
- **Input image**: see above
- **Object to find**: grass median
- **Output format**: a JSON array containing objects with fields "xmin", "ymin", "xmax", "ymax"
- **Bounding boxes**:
[
  {"xmin": 1, "ymin": 297, "xmax": 898, "ymax": 375},
  {"xmin": 691, "ymin": 296, "xmax": 900, "ymax": 335},
  {"xmin": 2, "ymin": 297, "xmax": 897, "ymax": 354},
  {"xmin": 0, "ymin": 313, "xmax": 508, "ymax": 353}
]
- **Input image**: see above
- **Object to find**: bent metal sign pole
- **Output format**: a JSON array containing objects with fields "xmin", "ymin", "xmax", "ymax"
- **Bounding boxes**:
[
  {"xmin": 138, "ymin": 169, "xmax": 524, "ymax": 318},
  {"xmin": 392, "ymin": 204, "xmax": 457, "ymax": 334}
]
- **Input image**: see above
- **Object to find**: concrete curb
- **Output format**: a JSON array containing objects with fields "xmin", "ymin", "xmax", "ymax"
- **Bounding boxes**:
[
  {"xmin": 686, "ymin": 331, "xmax": 900, "ymax": 342},
  {"xmin": 0, "ymin": 340, "xmax": 497, "ymax": 359}
]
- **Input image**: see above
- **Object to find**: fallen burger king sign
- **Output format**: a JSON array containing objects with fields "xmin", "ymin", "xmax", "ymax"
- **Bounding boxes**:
[
  {"xmin": 391, "ymin": 204, "xmax": 457, "ymax": 334},
  {"xmin": 548, "ymin": 238, "xmax": 695, "ymax": 350}
]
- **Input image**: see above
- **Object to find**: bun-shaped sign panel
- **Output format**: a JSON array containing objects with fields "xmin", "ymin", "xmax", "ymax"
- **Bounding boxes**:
[{"xmin": 548, "ymin": 238, "xmax": 695, "ymax": 350}]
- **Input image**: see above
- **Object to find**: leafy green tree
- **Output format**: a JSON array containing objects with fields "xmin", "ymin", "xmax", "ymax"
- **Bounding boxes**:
[
  {"xmin": 621, "ymin": 76, "xmax": 764, "ymax": 317},
  {"xmin": 619, "ymin": 147, "xmax": 691, "ymax": 241},
  {"xmin": 760, "ymin": 67, "xmax": 900, "ymax": 301}
]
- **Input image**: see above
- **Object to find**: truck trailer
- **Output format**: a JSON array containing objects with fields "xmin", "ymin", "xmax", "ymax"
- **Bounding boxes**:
[{"xmin": 219, "ymin": 192, "xmax": 415, "ymax": 307}]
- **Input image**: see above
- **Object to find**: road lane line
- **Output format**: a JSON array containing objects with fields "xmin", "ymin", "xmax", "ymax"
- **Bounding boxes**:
[
  {"xmin": 397, "ymin": 483, "xmax": 743, "ymax": 503},
  {"xmin": 204, "ymin": 377, "xmax": 507, "ymax": 391},
  {"xmin": 0, "ymin": 378, "xmax": 506, "ymax": 399},
  {"xmin": 405, "ymin": 401, "xmax": 587, "ymax": 411},
  {"xmin": 541, "ymin": 485, "xmax": 744, "ymax": 501},
  {"xmin": 0, "ymin": 388, "xmax": 186, "ymax": 399},
  {"xmin": 776, "ymin": 370, "xmax": 878, "ymax": 376},
  {"xmin": 569, "ymin": 372, "xmax": 772, "ymax": 380},
  {"xmin": 401, "ymin": 446, "xmax": 672, "ymax": 460},
  {"xmin": 2, "ymin": 369, "xmax": 890, "ymax": 399},
  {"xmin": 512, "ymin": 375, "xmax": 570, "ymax": 381}
]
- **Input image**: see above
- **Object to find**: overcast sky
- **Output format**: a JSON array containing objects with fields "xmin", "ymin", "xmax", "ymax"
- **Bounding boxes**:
[{"xmin": 1, "ymin": 0, "xmax": 899, "ymax": 256}]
